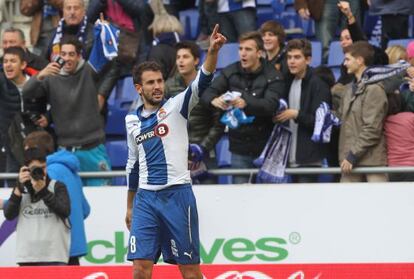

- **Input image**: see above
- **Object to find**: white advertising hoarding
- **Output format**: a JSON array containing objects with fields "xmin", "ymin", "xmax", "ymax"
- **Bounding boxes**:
[{"xmin": 1, "ymin": 183, "xmax": 414, "ymax": 266}]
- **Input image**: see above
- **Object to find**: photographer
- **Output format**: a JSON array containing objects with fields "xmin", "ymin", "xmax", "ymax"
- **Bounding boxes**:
[{"xmin": 3, "ymin": 147, "xmax": 71, "ymax": 266}]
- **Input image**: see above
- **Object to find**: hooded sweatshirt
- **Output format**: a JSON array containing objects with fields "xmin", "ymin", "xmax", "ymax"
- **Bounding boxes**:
[{"xmin": 47, "ymin": 149, "xmax": 90, "ymax": 257}]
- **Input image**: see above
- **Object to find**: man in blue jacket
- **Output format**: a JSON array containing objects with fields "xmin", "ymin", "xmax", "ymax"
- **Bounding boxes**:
[{"xmin": 24, "ymin": 131, "xmax": 90, "ymax": 265}]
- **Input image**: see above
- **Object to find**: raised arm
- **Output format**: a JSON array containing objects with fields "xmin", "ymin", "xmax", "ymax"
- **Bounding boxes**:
[{"xmin": 202, "ymin": 24, "xmax": 227, "ymax": 74}]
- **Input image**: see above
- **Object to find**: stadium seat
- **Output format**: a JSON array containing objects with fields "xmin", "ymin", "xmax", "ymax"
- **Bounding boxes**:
[
  {"xmin": 327, "ymin": 41, "xmax": 344, "ymax": 67},
  {"xmin": 310, "ymin": 41, "xmax": 322, "ymax": 67},
  {"xmin": 215, "ymin": 134, "xmax": 233, "ymax": 184},
  {"xmin": 387, "ymin": 39, "xmax": 412, "ymax": 48},
  {"xmin": 257, "ymin": 0, "xmax": 273, "ymax": 5},
  {"xmin": 257, "ymin": 6, "xmax": 275, "ymax": 28},
  {"xmin": 216, "ymin": 43, "xmax": 239, "ymax": 70},
  {"xmin": 179, "ymin": 9, "xmax": 199, "ymax": 40},
  {"xmin": 106, "ymin": 77, "xmax": 137, "ymax": 137},
  {"xmin": 105, "ymin": 140, "xmax": 128, "ymax": 168}
]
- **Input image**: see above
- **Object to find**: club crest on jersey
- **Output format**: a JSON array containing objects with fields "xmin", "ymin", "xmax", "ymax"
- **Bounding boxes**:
[
  {"xmin": 135, "ymin": 123, "xmax": 169, "ymax": 144},
  {"xmin": 158, "ymin": 108, "xmax": 167, "ymax": 119}
]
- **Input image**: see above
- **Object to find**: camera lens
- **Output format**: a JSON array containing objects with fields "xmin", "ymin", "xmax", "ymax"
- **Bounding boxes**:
[{"xmin": 30, "ymin": 167, "xmax": 44, "ymax": 181}]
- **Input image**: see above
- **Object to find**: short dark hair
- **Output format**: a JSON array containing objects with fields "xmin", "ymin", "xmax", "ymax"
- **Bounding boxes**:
[
  {"xmin": 287, "ymin": 39, "xmax": 312, "ymax": 58},
  {"xmin": 313, "ymin": 66, "xmax": 335, "ymax": 88},
  {"xmin": 3, "ymin": 27, "xmax": 25, "ymax": 41},
  {"xmin": 3, "ymin": 46, "xmax": 26, "ymax": 63},
  {"xmin": 343, "ymin": 41, "xmax": 375, "ymax": 66},
  {"xmin": 132, "ymin": 61, "xmax": 163, "ymax": 85},
  {"xmin": 59, "ymin": 36, "xmax": 83, "ymax": 54},
  {"xmin": 24, "ymin": 147, "xmax": 47, "ymax": 165},
  {"xmin": 175, "ymin": 41, "xmax": 201, "ymax": 60},
  {"xmin": 259, "ymin": 20, "xmax": 286, "ymax": 46},
  {"xmin": 24, "ymin": 131, "xmax": 55, "ymax": 155},
  {"xmin": 239, "ymin": 31, "xmax": 264, "ymax": 51}
]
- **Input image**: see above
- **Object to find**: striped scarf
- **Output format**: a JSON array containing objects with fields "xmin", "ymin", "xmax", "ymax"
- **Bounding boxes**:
[
  {"xmin": 255, "ymin": 99, "xmax": 291, "ymax": 183},
  {"xmin": 311, "ymin": 102, "xmax": 341, "ymax": 143},
  {"xmin": 361, "ymin": 60, "xmax": 411, "ymax": 85},
  {"xmin": 51, "ymin": 16, "xmax": 88, "ymax": 60}
]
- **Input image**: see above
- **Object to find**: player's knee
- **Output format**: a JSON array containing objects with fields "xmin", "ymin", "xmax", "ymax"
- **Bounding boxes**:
[
  {"xmin": 179, "ymin": 265, "xmax": 203, "ymax": 279},
  {"xmin": 133, "ymin": 261, "xmax": 152, "ymax": 279}
]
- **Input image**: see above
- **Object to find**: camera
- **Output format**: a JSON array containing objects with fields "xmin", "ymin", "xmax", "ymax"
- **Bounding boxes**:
[
  {"xmin": 53, "ymin": 55, "xmax": 66, "ymax": 68},
  {"xmin": 29, "ymin": 113, "xmax": 41, "ymax": 123},
  {"xmin": 30, "ymin": 166, "xmax": 44, "ymax": 181}
]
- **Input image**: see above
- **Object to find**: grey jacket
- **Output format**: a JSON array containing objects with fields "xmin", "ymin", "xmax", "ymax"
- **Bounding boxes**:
[
  {"xmin": 23, "ymin": 60, "xmax": 105, "ymax": 147},
  {"xmin": 337, "ymin": 82, "xmax": 388, "ymax": 166}
]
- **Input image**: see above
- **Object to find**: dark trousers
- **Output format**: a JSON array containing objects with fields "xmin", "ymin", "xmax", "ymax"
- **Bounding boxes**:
[{"xmin": 381, "ymin": 14, "xmax": 409, "ymax": 49}]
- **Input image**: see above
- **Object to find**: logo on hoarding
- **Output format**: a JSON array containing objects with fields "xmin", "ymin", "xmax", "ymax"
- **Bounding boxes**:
[
  {"xmin": 83, "ymin": 272, "xmax": 109, "ymax": 279},
  {"xmin": 85, "ymin": 232, "xmax": 293, "ymax": 264},
  {"xmin": 215, "ymin": 271, "xmax": 272, "ymax": 279}
]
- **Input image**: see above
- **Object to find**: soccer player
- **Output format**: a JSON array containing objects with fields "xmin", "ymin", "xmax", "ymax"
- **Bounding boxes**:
[{"xmin": 125, "ymin": 25, "xmax": 226, "ymax": 279}]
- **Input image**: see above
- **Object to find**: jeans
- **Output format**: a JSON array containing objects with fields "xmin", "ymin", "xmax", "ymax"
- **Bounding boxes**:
[
  {"xmin": 230, "ymin": 153, "xmax": 256, "ymax": 184},
  {"xmin": 198, "ymin": 0, "xmax": 219, "ymax": 35},
  {"xmin": 219, "ymin": 8, "xmax": 257, "ymax": 42},
  {"xmin": 315, "ymin": 0, "xmax": 360, "ymax": 63}
]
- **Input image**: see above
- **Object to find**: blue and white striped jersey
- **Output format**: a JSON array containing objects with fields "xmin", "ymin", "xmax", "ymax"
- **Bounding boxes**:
[
  {"xmin": 126, "ymin": 67, "xmax": 213, "ymax": 191},
  {"xmin": 217, "ymin": 0, "xmax": 256, "ymax": 13}
]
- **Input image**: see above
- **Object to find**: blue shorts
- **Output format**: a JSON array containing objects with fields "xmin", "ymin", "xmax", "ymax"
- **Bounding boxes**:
[{"xmin": 127, "ymin": 184, "xmax": 200, "ymax": 265}]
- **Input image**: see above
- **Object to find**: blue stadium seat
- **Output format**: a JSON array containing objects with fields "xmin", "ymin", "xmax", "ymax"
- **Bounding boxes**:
[
  {"xmin": 106, "ymin": 76, "xmax": 137, "ymax": 136},
  {"xmin": 257, "ymin": 0, "xmax": 273, "ymax": 5},
  {"xmin": 105, "ymin": 140, "xmax": 128, "ymax": 168},
  {"xmin": 257, "ymin": 6, "xmax": 275, "ymax": 28},
  {"xmin": 387, "ymin": 39, "xmax": 412, "ymax": 48},
  {"xmin": 216, "ymin": 43, "xmax": 239, "ymax": 70},
  {"xmin": 310, "ymin": 41, "xmax": 322, "ymax": 67},
  {"xmin": 215, "ymin": 134, "xmax": 233, "ymax": 184},
  {"xmin": 327, "ymin": 41, "xmax": 344, "ymax": 67},
  {"xmin": 179, "ymin": 9, "xmax": 199, "ymax": 40}
]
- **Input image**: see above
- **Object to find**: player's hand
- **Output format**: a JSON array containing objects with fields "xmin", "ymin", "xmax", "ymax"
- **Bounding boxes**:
[
  {"xmin": 298, "ymin": 8, "xmax": 310, "ymax": 20},
  {"xmin": 340, "ymin": 159, "xmax": 353, "ymax": 174},
  {"xmin": 37, "ymin": 62, "xmax": 61, "ymax": 80},
  {"xmin": 125, "ymin": 209, "xmax": 132, "ymax": 231},
  {"xmin": 209, "ymin": 24, "xmax": 227, "ymax": 53},
  {"xmin": 211, "ymin": 96, "xmax": 230, "ymax": 110}
]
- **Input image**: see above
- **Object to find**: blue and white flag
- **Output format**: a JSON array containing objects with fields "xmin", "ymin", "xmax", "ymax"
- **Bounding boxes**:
[{"xmin": 88, "ymin": 20, "xmax": 119, "ymax": 72}]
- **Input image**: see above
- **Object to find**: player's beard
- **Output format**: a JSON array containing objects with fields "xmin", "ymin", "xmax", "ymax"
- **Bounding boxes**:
[{"xmin": 140, "ymin": 90, "xmax": 164, "ymax": 106}]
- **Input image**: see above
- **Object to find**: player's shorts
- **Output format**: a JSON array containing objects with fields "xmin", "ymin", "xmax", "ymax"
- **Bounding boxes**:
[{"xmin": 127, "ymin": 183, "xmax": 200, "ymax": 265}]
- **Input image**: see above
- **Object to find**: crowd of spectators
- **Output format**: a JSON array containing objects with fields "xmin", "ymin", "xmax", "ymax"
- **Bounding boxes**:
[
  {"xmin": 0, "ymin": 0, "xmax": 413, "ymax": 189},
  {"xmin": 0, "ymin": 0, "xmax": 414, "ymax": 267}
]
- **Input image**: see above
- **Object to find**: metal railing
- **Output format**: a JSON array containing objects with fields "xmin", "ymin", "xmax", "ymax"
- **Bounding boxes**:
[{"xmin": 0, "ymin": 166, "xmax": 412, "ymax": 180}]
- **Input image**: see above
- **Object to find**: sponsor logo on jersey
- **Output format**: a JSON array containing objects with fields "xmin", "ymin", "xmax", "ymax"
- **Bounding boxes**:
[{"xmin": 135, "ymin": 124, "xmax": 169, "ymax": 144}]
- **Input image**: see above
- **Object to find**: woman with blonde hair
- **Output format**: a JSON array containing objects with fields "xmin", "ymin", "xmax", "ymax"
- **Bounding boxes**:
[
  {"xmin": 147, "ymin": 0, "xmax": 184, "ymax": 79},
  {"xmin": 386, "ymin": 45, "xmax": 408, "ymax": 64}
]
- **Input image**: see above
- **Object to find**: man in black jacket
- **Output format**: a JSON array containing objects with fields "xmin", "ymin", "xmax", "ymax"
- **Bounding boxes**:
[
  {"xmin": 0, "ymin": 47, "xmax": 47, "ymax": 187},
  {"xmin": 275, "ymin": 39, "xmax": 332, "ymax": 183},
  {"xmin": 202, "ymin": 31, "xmax": 284, "ymax": 184}
]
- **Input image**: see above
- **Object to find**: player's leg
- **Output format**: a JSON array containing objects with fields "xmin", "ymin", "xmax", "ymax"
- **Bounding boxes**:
[
  {"xmin": 133, "ymin": 259, "xmax": 154, "ymax": 279},
  {"xmin": 178, "ymin": 264, "xmax": 203, "ymax": 279},
  {"xmin": 128, "ymin": 189, "xmax": 161, "ymax": 278},
  {"xmin": 157, "ymin": 184, "xmax": 201, "ymax": 267}
]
